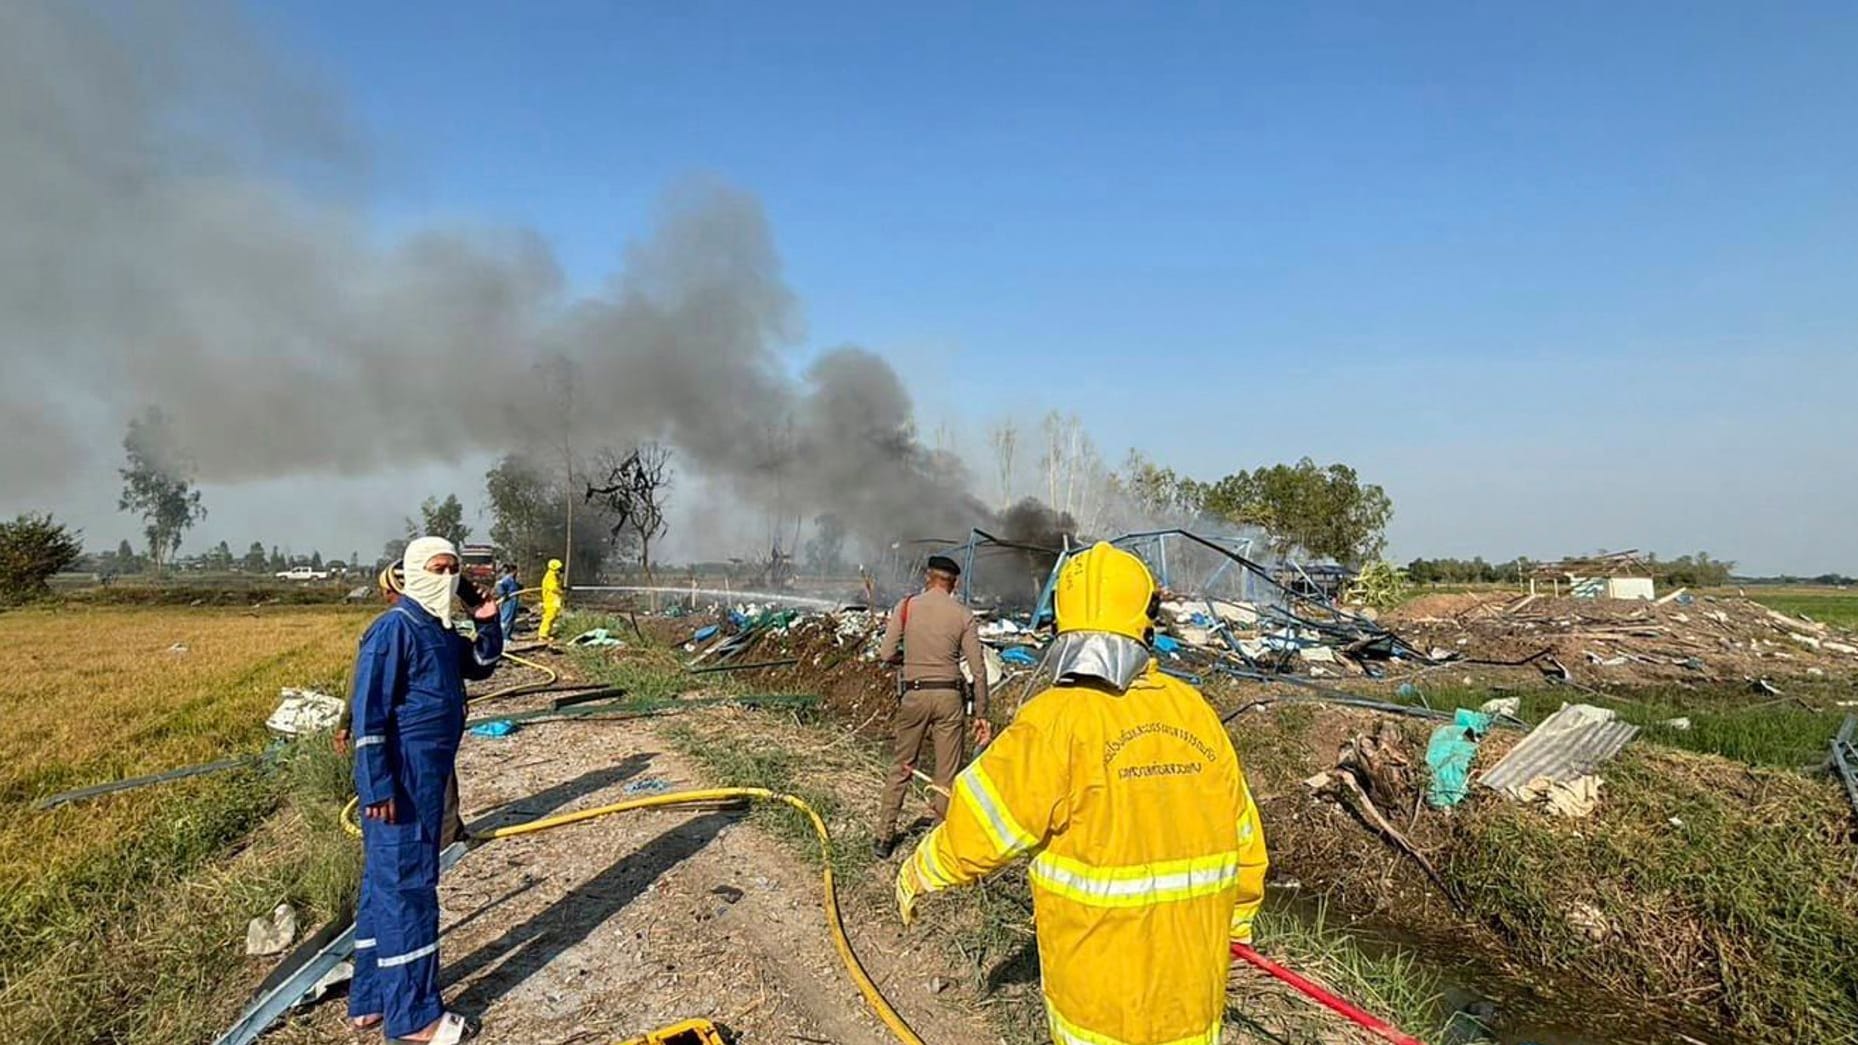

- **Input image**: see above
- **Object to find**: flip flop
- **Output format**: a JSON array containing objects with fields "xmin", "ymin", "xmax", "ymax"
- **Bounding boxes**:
[
  {"xmin": 390, "ymin": 1011, "xmax": 476, "ymax": 1045},
  {"xmin": 349, "ymin": 1014, "xmax": 384, "ymax": 1031}
]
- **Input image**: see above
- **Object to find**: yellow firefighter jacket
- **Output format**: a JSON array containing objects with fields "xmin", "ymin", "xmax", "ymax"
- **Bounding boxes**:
[{"xmin": 900, "ymin": 664, "xmax": 1267, "ymax": 1045}]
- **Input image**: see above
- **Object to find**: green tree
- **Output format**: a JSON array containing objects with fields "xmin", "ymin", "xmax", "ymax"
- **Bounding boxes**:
[
  {"xmin": 804, "ymin": 513, "xmax": 847, "ymax": 575},
  {"xmin": 419, "ymin": 494, "xmax": 471, "ymax": 546},
  {"xmin": 1198, "ymin": 458, "xmax": 1392, "ymax": 566},
  {"xmin": 1653, "ymin": 551, "xmax": 1735, "ymax": 588},
  {"xmin": 381, "ymin": 537, "xmax": 410, "ymax": 570},
  {"xmin": 485, "ymin": 453, "xmax": 619, "ymax": 580},
  {"xmin": 0, "ymin": 513, "xmax": 84, "ymax": 603},
  {"xmin": 209, "ymin": 540, "xmax": 233, "ymax": 570},
  {"xmin": 115, "ymin": 538, "xmax": 143, "ymax": 573},
  {"xmin": 117, "ymin": 407, "xmax": 206, "ymax": 573},
  {"xmin": 310, "ymin": 550, "xmax": 324, "ymax": 571},
  {"xmin": 269, "ymin": 545, "xmax": 285, "ymax": 572},
  {"xmin": 243, "ymin": 541, "xmax": 267, "ymax": 572}
]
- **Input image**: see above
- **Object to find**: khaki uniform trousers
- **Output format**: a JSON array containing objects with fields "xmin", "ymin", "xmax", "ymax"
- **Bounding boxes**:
[{"xmin": 878, "ymin": 687, "xmax": 965, "ymax": 839}]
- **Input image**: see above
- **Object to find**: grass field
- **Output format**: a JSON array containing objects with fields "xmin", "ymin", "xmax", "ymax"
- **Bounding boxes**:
[
  {"xmin": 1406, "ymin": 680, "xmax": 1849, "ymax": 769},
  {"xmin": 1743, "ymin": 587, "xmax": 1858, "ymax": 629},
  {"xmin": 0, "ymin": 605, "xmax": 369, "ymax": 1043}
]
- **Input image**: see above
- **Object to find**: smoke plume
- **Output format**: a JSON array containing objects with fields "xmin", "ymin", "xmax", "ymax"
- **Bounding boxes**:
[{"xmin": 1, "ymin": 3, "xmax": 989, "ymax": 549}]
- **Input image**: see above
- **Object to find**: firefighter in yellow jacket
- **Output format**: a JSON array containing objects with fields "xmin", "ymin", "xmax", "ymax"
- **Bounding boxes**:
[
  {"xmin": 538, "ymin": 558, "xmax": 564, "ymax": 641},
  {"xmin": 896, "ymin": 541, "xmax": 1267, "ymax": 1045}
]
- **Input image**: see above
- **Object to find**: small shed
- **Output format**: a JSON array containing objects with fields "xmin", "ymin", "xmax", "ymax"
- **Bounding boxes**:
[{"xmin": 1530, "ymin": 551, "xmax": 1655, "ymax": 600}]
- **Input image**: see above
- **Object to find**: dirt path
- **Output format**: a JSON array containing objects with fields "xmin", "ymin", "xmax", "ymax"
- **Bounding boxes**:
[{"xmin": 278, "ymin": 706, "xmax": 996, "ymax": 1044}]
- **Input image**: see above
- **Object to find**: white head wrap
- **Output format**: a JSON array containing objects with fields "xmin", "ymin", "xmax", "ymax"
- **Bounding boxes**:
[{"xmin": 402, "ymin": 536, "xmax": 460, "ymax": 628}]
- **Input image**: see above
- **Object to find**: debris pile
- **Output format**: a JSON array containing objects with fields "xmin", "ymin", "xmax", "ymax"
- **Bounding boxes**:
[
  {"xmin": 265, "ymin": 688, "xmax": 344, "ymax": 736},
  {"xmin": 1384, "ymin": 591, "xmax": 1858, "ymax": 683}
]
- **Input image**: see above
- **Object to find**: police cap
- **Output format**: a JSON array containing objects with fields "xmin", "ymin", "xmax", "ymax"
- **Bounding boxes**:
[{"xmin": 925, "ymin": 555, "xmax": 962, "ymax": 577}]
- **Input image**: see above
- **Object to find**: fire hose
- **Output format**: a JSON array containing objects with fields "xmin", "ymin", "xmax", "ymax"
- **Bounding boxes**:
[
  {"xmin": 468, "ymin": 649, "xmax": 558, "ymax": 704},
  {"xmin": 342, "ymin": 787, "xmax": 926, "ymax": 1045},
  {"xmin": 337, "ymin": 658, "xmax": 1414, "ymax": 1044},
  {"xmin": 1231, "ymin": 942, "xmax": 1424, "ymax": 1045},
  {"xmin": 336, "ymin": 793, "xmax": 1421, "ymax": 1045}
]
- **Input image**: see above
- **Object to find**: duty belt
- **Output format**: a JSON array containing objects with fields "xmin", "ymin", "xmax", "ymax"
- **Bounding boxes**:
[{"xmin": 900, "ymin": 678, "xmax": 964, "ymax": 692}]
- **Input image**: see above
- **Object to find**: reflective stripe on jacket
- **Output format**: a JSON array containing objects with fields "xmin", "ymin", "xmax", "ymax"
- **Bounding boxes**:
[{"xmin": 905, "ymin": 665, "xmax": 1267, "ymax": 1045}]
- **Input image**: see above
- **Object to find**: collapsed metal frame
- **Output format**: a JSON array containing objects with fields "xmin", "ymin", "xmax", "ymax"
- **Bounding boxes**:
[
  {"xmin": 1832, "ymin": 714, "xmax": 1858, "ymax": 821},
  {"xmin": 903, "ymin": 528, "xmax": 1068, "ymax": 609},
  {"xmin": 913, "ymin": 525, "xmax": 1433, "ymax": 669},
  {"xmin": 1030, "ymin": 529, "xmax": 1335, "ymax": 624}
]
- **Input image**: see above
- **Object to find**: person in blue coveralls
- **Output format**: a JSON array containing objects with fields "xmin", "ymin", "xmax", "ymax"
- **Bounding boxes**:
[
  {"xmin": 346, "ymin": 536, "xmax": 502, "ymax": 1043},
  {"xmin": 494, "ymin": 562, "xmax": 521, "ymax": 636}
]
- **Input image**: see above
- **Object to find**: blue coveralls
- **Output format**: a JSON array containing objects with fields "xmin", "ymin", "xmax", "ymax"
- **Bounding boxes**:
[
  {"xmin": 495, "ymin": 574, "xmax": 520, "ymax": 636},
  {"xmin": 347, "ymin": 600, "xmax": 502, "ymax": 1036}
]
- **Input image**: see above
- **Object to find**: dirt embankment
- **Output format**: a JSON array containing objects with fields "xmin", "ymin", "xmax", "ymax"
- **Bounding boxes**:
[{"xmin": 1215, "ymin": 684, "xmax": 1858, "ymax": 1045}]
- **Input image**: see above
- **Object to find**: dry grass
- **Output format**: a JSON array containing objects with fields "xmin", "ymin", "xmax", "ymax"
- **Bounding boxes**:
[
  {"xmin": 0, "ymin": 605, "xmax": 369, "ymax": 1043},
  {"xmin": 0, "ymin": 606, "xmax": 363, "ymax": 894}
]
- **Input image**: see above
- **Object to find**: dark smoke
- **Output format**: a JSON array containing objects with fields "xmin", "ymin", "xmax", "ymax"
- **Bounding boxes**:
[
  {"xmin": 0, "ymin": 3, "xmax": 991, "ymax": 549},
  {"xmin": 998, "ymin": 498, "xmax": 1077, "ymax": 552}
]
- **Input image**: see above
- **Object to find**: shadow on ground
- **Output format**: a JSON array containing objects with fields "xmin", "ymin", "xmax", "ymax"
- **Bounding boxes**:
[
  {"xmin": 442, "ymin": 810, "xmax": 738, "ymax": 1014},
  {"xmin": 463, "ymin": 752, "xmax": 657, "ymax": 835}
]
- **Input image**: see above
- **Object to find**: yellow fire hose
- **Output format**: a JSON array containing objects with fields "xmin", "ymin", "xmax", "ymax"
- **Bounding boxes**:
[
  {"xmin": 467, "ymin": 650, "xmax": 559, "ymax": 704},
  {"xmin": 341, "ymin": 787, "xmax": 925, "ymax": 1045}
]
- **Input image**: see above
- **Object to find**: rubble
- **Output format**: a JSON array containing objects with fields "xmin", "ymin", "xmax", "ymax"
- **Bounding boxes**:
[
  {"xmin": 265, "ymin": 688, "xmax": 343, "ymax": 736},
  {"xmin": 1384, "ymin": 591, "xmax": 1858, "ymax": 683},
  {"xmin": 1517, "ymin": 774, "xmax": 1603, "ymax": 818},
  {"xmin": 244, "ymin": 904, "xmax": 297, "ymax": 957}
]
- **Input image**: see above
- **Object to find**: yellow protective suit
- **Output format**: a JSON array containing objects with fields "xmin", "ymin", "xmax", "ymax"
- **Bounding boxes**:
[
  {"xmin": 898, "ymin": 543, "xmax": 1268, "ymax": 1045},
  {"xmin": 538, "ymin": 559, "xmax": 564, "ymax": 640}
]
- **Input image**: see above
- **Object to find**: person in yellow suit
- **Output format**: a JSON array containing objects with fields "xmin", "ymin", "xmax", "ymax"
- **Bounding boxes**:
[
  {"xmin": 896, "ymin": 542, "xmax": 1268, "ymax": 1045},
  {"xmin": 538, "ymin": 558, "xmax": 564, "ymax": 641}
]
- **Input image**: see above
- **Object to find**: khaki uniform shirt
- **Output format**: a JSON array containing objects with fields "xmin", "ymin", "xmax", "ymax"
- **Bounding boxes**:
[{"xmin": 877, "ymin": 587, "xmax": 989, "ymax": 717}]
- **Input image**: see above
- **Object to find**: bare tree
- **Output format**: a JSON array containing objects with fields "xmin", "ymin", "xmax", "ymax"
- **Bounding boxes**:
[
  {"xmin": 585, "ymin": 442, "xmax": 674, "ymax": 583},
  {"xmin": 1042, "ymin": 411, "xmax": 1064, "ymax": 508},
  {"xmin": 1063, "ymin": 415, "xmax": 1085, "ymax": 515},
  {"xmin": 987, "ymin": 419, "xmax": 1019, "ymax": 510},
  {"xmin": 1036, "ymin": 412, "xmax": 1098, "ymax": 517}
]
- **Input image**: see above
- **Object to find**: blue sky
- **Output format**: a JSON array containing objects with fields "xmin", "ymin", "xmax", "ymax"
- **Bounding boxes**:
[{"xmin": 219, "ymin": 1, "xmax": 1854, "ymax": 572}]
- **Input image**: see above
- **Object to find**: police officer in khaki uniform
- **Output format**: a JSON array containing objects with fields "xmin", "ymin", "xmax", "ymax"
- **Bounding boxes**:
[{"xmin": 873, "ymin": 554, "xmax": 991, "ymax": 858}]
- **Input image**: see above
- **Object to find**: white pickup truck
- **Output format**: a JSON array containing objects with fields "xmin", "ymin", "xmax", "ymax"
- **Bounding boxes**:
[{"xmin": 275, "ymin": 566, "xmax": 330, "ymax": 581}]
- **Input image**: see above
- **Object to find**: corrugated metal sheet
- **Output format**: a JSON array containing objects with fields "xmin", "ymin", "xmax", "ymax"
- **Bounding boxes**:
[{"xmin": 1480, "ymin": 705, "xmax": 1640, "ymax": 794}]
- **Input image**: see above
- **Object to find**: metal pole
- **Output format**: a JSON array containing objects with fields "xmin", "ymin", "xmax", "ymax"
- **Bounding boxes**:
[
  {"xmin": 963, "ymin": 528, "xmax": 978, "ymax": 602},
  {"xmin": 213, "ymin": 843, "xmax": 469, "ymax": 1045},
  {"xmin": 561, "ymin": 362, "xmax": 574, "ymax": 587}
]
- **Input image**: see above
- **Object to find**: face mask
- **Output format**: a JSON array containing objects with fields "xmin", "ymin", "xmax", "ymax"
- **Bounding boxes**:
[{"xmin": 402, "ymin": 536, "xmax": 461, "ymax": 628}]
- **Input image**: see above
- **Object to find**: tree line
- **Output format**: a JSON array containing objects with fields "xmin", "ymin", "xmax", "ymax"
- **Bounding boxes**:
[
  {"xmin": 1404, "ymin": 551, "xmax": 1738, "ymax": 588},
  {"xmin": 4, "ymin": 403, "xmax": 1804, "ymax": 602}
]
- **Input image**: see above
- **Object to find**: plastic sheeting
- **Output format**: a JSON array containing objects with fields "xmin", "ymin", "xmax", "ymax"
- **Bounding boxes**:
[{"xmin": 1425, "ymin": 708, "xmax": 1493, "ymax": 807}]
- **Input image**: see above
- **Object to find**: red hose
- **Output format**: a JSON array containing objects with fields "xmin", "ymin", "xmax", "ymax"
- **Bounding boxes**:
[{"xmin": 1231, "ymin": 942, "xmax": 1425, "ymax": 1045}]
